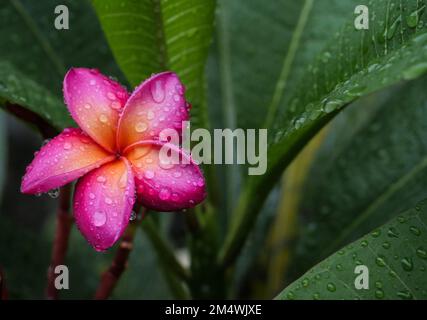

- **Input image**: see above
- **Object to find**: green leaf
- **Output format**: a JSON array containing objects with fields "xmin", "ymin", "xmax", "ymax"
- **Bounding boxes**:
[
  {"xmin": 91, "ymin": 0, "xmax": 216, "ymax": 129},
  {"xmin": 0, "ymin": 62, "xmax": 73, "ymax": 129},
  {"xmin": 220, "ymin": 0, "xmax": 427, "ymax": 267},
  {"xmin": 0, "ymin": 0, "xmax": 124, "ymax": 130},
  {"xmin": 277, "ymin": 199, "xmax": 427, "ymax": 300},
  {"xmin": 287, "ymin": 75, "xmax": 427, "ymax": 282}
]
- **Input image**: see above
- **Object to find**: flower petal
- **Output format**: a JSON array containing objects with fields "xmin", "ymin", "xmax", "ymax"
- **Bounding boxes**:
[
  {"xmin": 125, "ymin": 141, "xmax": 206, "ymax": 211},
  {"xmin": 117, "ymin": 72, "xmax": 190, "ymax": 151},
  {"xmin": 73, "ymin": 158, "xmax": 135, "ymax": 251},
  {"xmin": 21, "ymin": 128, "xmax": 115, "ymax": 194},
  {"xmin": 63, "ymin": 68, "xmax": 129, "ymax": 152}
]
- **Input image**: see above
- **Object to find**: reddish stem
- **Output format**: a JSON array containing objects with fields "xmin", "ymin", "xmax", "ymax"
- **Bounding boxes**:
[
  {"xmin": 46, "ymin": 185, "xmax": 73, "ymax": 299},
  {"xmin": 94, "ymin": 205, "xmax": 143, "ymax": 300}
]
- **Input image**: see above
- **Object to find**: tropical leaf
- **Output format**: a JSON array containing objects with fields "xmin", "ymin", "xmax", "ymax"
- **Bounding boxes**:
[
  {"xmin": 0, "ymin": 0, "xmax": 123, "ymax": 130},
  {"xmin": 211, "ymin": 0, "xmax": 361, "ymax": 130},
  {"xmin": 91, "ymin": 0, "xmax": 216, "ymax": 129},
  {"xmin": 220, "ymin": 0, "xmax": 427, "ymax": 267},
  {"xmin": 284, "ymin": 74, "xmax": 427, "ymax": 284},
  {"xmin": 277, "ymin": 198, "xmax": 427, "ymax": 300}
]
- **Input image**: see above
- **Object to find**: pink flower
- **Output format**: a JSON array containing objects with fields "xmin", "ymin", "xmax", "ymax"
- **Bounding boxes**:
[{"xmin": 21, "ymin": 68, "xmax": 206, "ymax": 251}]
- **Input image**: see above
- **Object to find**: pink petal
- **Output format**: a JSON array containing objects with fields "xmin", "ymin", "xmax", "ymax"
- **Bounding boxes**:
[
  {"xmin": 73, "ymin": 158, "xmax": 135, "ymax": 251},
  {"xmin": 21, "ymin": 128, "xmax": 115, "ymax": 194},
  {"xmin": 63, "ymin": 68, "xmax": 129, "ymax": 152},
  {"xmin": 125, "ymin": 141, "xmax": 206, "ymax": 211},
  {"xmin": 117, "ymin": 72, "xmax": 190, "ymax": 151}
]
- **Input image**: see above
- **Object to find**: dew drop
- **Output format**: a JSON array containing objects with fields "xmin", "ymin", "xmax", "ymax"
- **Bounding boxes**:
[
  {"xmin": 382, "ymin": 241, "xmax": 391, "ymax": 249},
  {"xmin": 159, "ymin": 188, "xmax": 171, "ymax": 200},
  {"xmin": 410, "ymin": 226, "xmax": 421, "ymax": 236},
  {"xmin": 302, "ymin": 278, "xmax": 309, "ymax": 287},
  {"xmin": 150, "ymin": 80, "xmax": 165, "ymax": 103},
  {"xmin": 107, "ymin": 92, "xmax": 116, "ymax": 100},
  {"xmin": 111, "ymin": 101, "xmax": 121, "ymax": 110},
  {"xmin": 147, "ymin": 110, "xmax": 155, "ymax": 120},
  {"xmin": 326, "ymin": 282, "xmax": 336, "ymax": 292},
  {"xmin": 375, "ymin": 289, "xmax": 384, "ymax": 299},
  {"xmin": 397, "ymin": 290, "xmax": 413, "ymax": 300},
  {"xmin": 135, "ymin": 122, "xmax": 148, "ymax": 133},
  {"xmin": 89, "ymin": 193, "xmax": 96, "ymax": 200},
  {"xmin": 416, "ymin": 247, "xmax": 427, "ymax": 259},
  {"xmin": 63, "ymin": 142, "xmax": 72, "ymax": 150},
  {"xmin": 93, "ymin": 210, "xmax": 106, "ymax": 227},
  {"xmin": 401, "ymin": 257, "xmax": 414, "ymax": 271},
  {"xmin": 387, "ymin": 227, "xmax": 399, "ymax": 238},
  {"xmin": 48, "ymin": 188, "xmax": 60, "ymax": 198},
  {"xmin": 99, "ymin": 114, "xmax": 108, "ymax": 123},
  {"xmin": 97, "ymin": 175, "xmax": 107, "ymax": 183},
  {"xmin": 104, "ymin": 197, "xmax": 113, "ymax": 205},
  {"xmin": 144, "ymin": 170, "xmax": 155, "ymax": 179},
  {"xmin": 159, "ymin": 159, "xmax": 174, "ymax": 170},
  {"xmin": 84, "ymin": 103, "xmax": 92, "ymax": 109},
  {"xmin": 375, "ymin": 255, "xmax": 387, "ymax": 267},
  {"xmin": 129, "ymin": 211, "xmax": 137, "ymax": 221}
]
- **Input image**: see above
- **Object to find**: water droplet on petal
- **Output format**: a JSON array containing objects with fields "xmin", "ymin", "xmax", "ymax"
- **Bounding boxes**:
[
  {"xmin": 159, "ymin": 188, "xmax": 171, "ymax": 200},
  {"xmin": 99, "ymin": 114, "xmax": 108, "ymax": 123},
  {"xmin": 48, "ymin": 188, "xmax": 60, "ymax": 198},
  {"xmin": 150, "ymin": 80, "xmax": 165, "ymax": 103},
  {"xmin": 130, "ymin": 211, "xmax": 137, "ymax": 221},
  {"xmin": 147, "ymin": 110, "xmax": 155, "ymax": 120},
  {"xmin": 107, "ymin": 92, "xmax": 116, "ymax": 100},
  {"xmin": 159, "ymin": 159, "xmax": 174, "ymax": 170},
  {"xmin": 111, "ymin": 101, "xmax": 121, "ymax": 110},
  {"xmin": 144, "ymin": 170, "xmax": 155, "ymax": 179},
  {"xmin": 84, "ymin": 103, "xmax": 92, "ymax": 109},
  {"xmin": 135, "ymin": 122, "xmax": 148, "ymax": 133},
  {"xmin": 97, "ymin": 175, "xmax": 107, "ymax": 183},
  {"xmin": 104, "ymin": 197, "xmax": 113, "ymax": 205},
  {"xmin": 63, "ymin": 142, "xmax": 72, "ymax": 150},
  {"xmin": 93, "ymin": 210, "xmax": 106, "ymax": 227},
  {"xmin": 89, "ymin": 193, "xmax": 96, "ymax": 200}
]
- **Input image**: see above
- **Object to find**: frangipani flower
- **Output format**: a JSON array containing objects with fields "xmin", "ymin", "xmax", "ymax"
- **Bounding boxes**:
[{"xmin": 21, "ymin": 68, "xmax": 206, "ymax": 251}]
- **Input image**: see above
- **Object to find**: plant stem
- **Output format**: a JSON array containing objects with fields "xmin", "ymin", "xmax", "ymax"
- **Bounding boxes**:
[
  {"xmin": 142, "ymin": 216, "xmax": 189, "ymax": 282},
  {"xmin": 46, "ymin": 184, "xmax": 73, "ymax": 299},
  {"xmin": 0, "ymin": 267, "xmax": 8, "ymax": 300},
  {"xmin": 94, "ymin": 205, "xmax": 142, "ymax": 300}
]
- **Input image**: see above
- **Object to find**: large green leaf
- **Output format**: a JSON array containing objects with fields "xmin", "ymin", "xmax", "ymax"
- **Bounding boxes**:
[
  {"xmin": 91, "ymin": 0, "xmax": 216, "ymax": 129},
  {"xmin": 287, "ymin": 75, "xmax": 427, "ymax": 282},
  {"xmin": 220, "ymin": 0, "xmax": 427, "ymax": 267},
  {"xmin": 277, "ymin": 199, "xmax": 427, "ymax": 300},
  {"xmin": 211, "ymin": 0, "xmax": 360, "ymax": 130},
  {"xmin": 0, "ymin": 0, "xmax": 123, "ymax": 130}
]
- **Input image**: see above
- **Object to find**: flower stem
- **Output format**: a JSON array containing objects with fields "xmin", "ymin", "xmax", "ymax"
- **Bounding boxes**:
[
  {"xmin": 141, "ymin": 216, "xmax": 189, "ymax": 282},
  {"xmin": 94, "ymin": 205, "xmax": 142, "ymax": 300},
  {"xmin": 46, "ymin": 184, "xmax": 73, "ymax": 299}
]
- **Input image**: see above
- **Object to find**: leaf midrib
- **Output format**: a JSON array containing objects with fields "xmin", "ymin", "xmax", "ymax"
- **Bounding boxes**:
[{"xmin": 263, "ymin": 0, "xmax": 314, "ymax": 128}]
